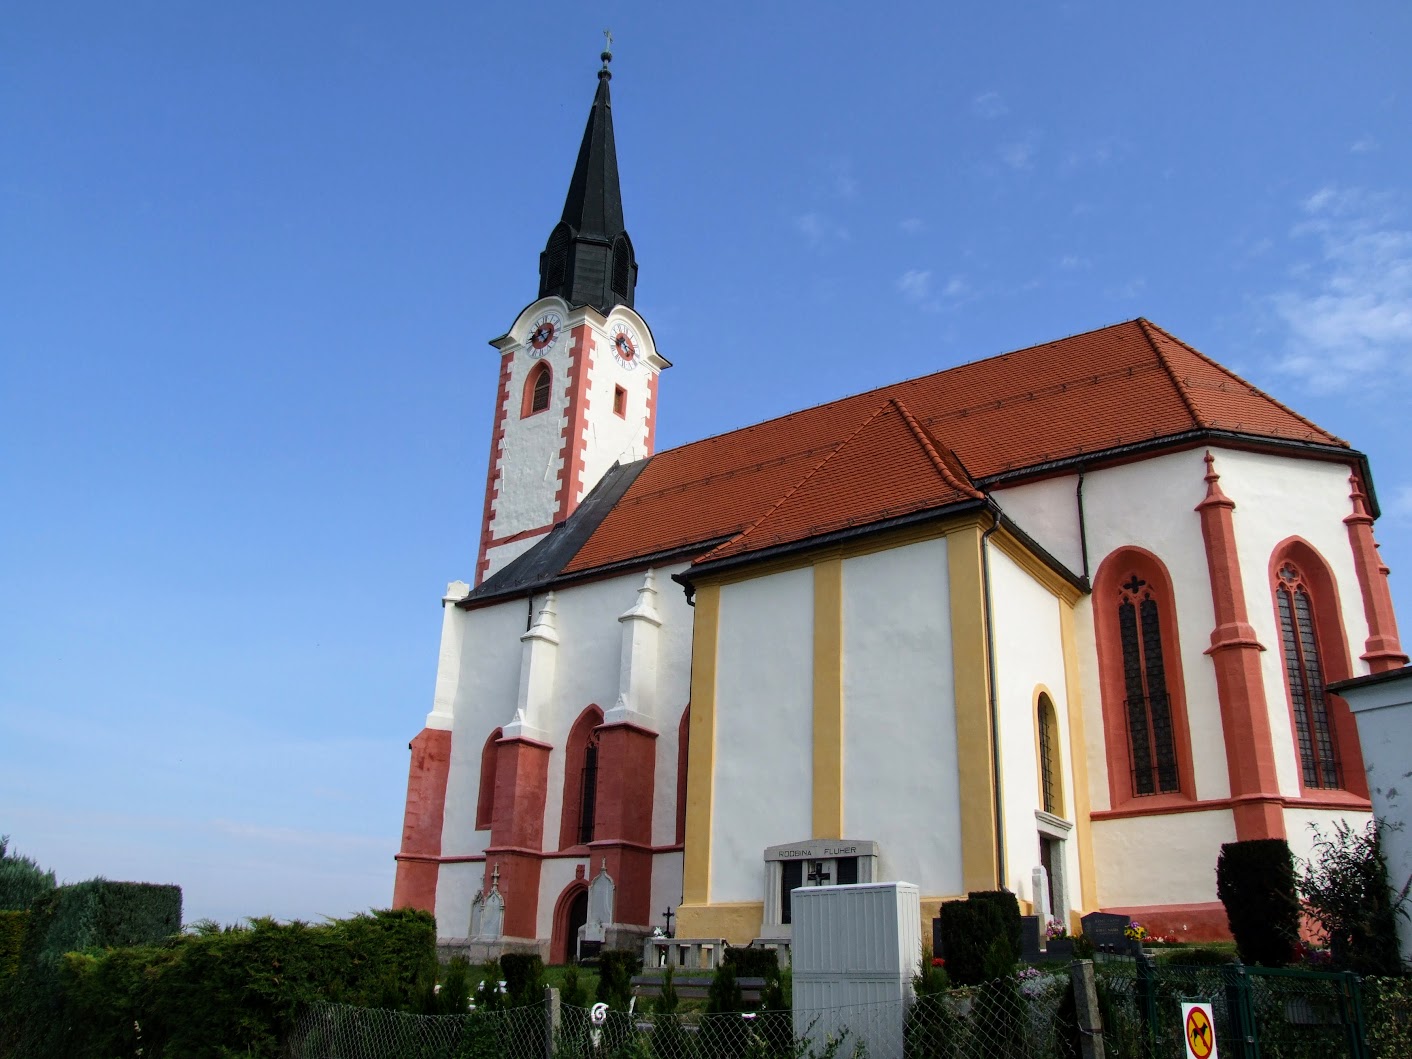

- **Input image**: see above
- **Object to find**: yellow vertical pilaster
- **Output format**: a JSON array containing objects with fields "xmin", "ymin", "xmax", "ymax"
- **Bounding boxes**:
[
  {"xmin": 681, "ymin": 583, "xmax": 720, "ymax": 906},
  {"xmin": 1059, "ymin": 601, "xmax": 1099, "ymax": 914},
  {"xmin": 813, "ymin": 557, "xmax": 845, "ymax": 838},
  {"xmin": 947, "ymin": 522, "xmax": 999, "ymax": 891}
]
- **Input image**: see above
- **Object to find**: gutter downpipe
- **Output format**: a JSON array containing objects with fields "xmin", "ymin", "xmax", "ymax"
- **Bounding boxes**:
[
  {"xmin": 1076, "ymin": 467, "xmax": 1091, "ymax": 587},
  {"xmin": 980, "ymin": 504, "xmax": 1006, "ymax": 890}
]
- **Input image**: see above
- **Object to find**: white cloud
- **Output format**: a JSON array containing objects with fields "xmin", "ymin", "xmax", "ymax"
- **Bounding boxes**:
[
  {"xmin": 972, "ymin": 91, "xmax": 1007, "ymax": 119},
  {"xmin": 898, "ymin": 269, "xmax": 933, "ymax": 304},
  {"xmin": 1351, "ymin": 136, "xmax": 1378, "ymax": 154},
  {"xmin": 899, "ymin": 217, "xmax": 925, "ymax": 235},
  {"xmin": 1269, "ymin": 186, "xmax": 1412, "ymax": 391},
  {"xmin": 1058, "ymin": 254, "xmax": 1091, "ymax": 271},
  {"xmin": 1000, "ymin": 136, "xmax": 1036, "ymax": 171},
  {"xmin": 897, "ymin": 270, "xmax": 968, "ymax": 312},
  {"xmin": 795, "ymin": 212, "xmax": 848, "ymax": 248},
  {"xmin": 828, "ymin": 158, "xmax": 858, "ymax": 199}
]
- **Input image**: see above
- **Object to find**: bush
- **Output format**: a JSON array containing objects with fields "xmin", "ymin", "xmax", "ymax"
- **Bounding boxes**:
[
  {"xmin": 1216, "ymin": 838, "xmax": 1299, "ymax": 966},
  {"xmin": 0, "ymin": 836, "xmax": 56, "ymax": 911},
  {"xmin": 721, "ymin": 944, "xmax": 779, "ymax": 980},
  {"xmin": 1161, "ymin": 946, "xmax": 1237, "ymax": 967},
  {"xmin": 0, "ymin": 910, "xmax": 26, "ymax": 983},
  {"xmin": 967, "ymin": 890, "xmax": 1022, "ymax": 961},
  {"xmin": 595, "ymin": 948, "xmax": 641, "ymax": 1009},
  {"xmin": 53, "ymin": 907, "xmax": 437, "ymax": 1059},
  {"xmin": 706, "ymin": 962, "xmax": 743, "ymax": 1013},
  {"xmin": 1301, "ymin": 820, "xmax": 1410, "ymax": 976},
  {"xmin": 939, "ymin": 896, "xmax": 1012, "ymax": 985},
  {"xmin": 500, "ymin": 951, "xmax": 545, "ymax": 1007}
]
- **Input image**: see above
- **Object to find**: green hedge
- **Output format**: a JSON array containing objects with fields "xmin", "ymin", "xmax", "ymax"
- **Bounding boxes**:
[
  {"xmin": 0, "ymin": 836, "xmax": 56, "ymax": 911},
  {"xmin": 70, "ymin": 908, "xmax": 435, "ymax": 1059},
  {"xmin": 721, "ymin": 944, "xmax": 780, "ymax": 980},
  {"xmin": 0, "ymin": 910, "xmax": 26, "ymax": 983},
  {"xmin": 27, "ymin": 878, "xmax": 182, "ymax": 964},
  {"xmin": 6, "ymin": 907, "xmax": 436, "ymax": 1059},
  {"xmin": 966, "ymin": 890, "xmax": 1022, "ymax": 961},
  {"xmin": 1216, "ymin": 839, "xmax": 1299, "ymax": 967}
]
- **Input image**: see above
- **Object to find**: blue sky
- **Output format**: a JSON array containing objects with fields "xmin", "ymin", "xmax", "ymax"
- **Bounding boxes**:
[{"xmin": 3, "ymin": 2, "xmax": 1410, "ymax": 925}]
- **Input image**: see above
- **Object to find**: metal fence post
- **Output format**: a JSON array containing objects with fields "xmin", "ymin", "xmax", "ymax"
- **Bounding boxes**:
[
  {"xmin": 1070, "ymin": 959, "xmax": 1106, "ymax": 1059},
  {"xmin": 1341, "ymin": 971, "xmax": 1369, "ymax": 1059},
  {"xmin": 544, "ymin": 986, "xmax": 560, "ymax": 1059},
  {"xmin": 1221, "ymin": 961, "xmax": 1259, "ymax": 1059},
  {"xmin": 1135, "ymin": 952, "xmax": 1157, "ymax": 1059}
]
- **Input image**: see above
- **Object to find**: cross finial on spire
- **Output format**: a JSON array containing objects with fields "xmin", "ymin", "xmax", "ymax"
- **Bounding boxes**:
[{"xmin": 600, "ymin": 29, "xmax": 613, "ymax": 78}]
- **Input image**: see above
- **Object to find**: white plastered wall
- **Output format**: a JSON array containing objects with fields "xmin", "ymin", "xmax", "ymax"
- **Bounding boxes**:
[
  {"xmin": 841, "ymin": 538, "xmax": 963, "ymax": 896},
  {"xmin": 712, "ymin": 567, "xmax": 815, "ymax": 903},
  {"xmin": 987, "ymin": 546, "xmax": 1085, "ymax": 910},
  {"xmin": 430, "ymin": 559, "xmax": 696, "ymax": 941},
  {"xmin": 992, "ymin": 474, "xmax": 1084, "ymax": 574},
  {"xmin": 434, "ymin": 600, "xmax": 526, "ymax": 937}
]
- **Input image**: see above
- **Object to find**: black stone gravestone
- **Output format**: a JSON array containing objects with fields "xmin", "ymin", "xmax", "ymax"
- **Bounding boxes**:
[
  {"xmin": 1081, "ymin": 911, "xmax": 1137, "ymax": 955},
  {"xmin": 1020, "ymin": 915, "xmax": 1042, "ymax": 962}
]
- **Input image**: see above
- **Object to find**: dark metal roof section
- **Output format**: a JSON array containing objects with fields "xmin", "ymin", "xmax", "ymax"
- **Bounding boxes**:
[
  {"xmin": 537, "ymin": 48, "xmax": 638, "ymax": 314},
  {"xmin": 460, "ymin": 458, "xmax": 650, "ymax": 606}
]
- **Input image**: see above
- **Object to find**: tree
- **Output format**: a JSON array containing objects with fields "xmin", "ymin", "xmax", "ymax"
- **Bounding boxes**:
[
  {"xmin": 0, "ymin": 835, "xmax": 56, "ymax": 911},
  {"xmin": 1300, "ymin": 820, "xmax": 1410, "ymax": 976}
]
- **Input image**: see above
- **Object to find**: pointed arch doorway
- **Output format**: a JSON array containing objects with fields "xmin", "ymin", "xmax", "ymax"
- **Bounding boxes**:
[{"xmin": 551, "ymin": 880, "xmax": 590, "ymax": 964}]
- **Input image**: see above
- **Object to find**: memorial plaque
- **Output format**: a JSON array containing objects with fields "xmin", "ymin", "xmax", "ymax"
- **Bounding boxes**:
[{"xmin": 1081, "ymin": 911, "xmax": 1135, "ymax": 954}]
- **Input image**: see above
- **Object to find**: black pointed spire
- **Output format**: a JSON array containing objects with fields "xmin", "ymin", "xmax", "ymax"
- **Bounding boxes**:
[{"xmin": 537, "ymin": 44, "xmax": 637, "ymax": 313}]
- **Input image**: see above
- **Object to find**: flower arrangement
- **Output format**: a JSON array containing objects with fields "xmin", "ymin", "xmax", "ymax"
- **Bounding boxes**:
[
  {"xmin": 1124, "ymin": 921, "xmax": 1149, "ymax": 942},
  {"xmin": 1045, "ymin": 918, "xmax": 1069, "ymax": 940},
  {"xmin": 1015, "ymin": 966, "xmax": 1043, "ymax": 982},
  {"xmin": 931, "ymin": 956, "xmax": 945, "ymax": 967}
]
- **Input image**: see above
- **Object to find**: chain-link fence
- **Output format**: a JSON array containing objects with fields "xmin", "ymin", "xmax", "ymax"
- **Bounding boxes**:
[
  {"xmin": 286, "ymin": 1000, "xmax": 548, "ymax": 1059},
  {"xmin": 287, "ymin": 970, "xmax": 1080, "ymax": 1059}
]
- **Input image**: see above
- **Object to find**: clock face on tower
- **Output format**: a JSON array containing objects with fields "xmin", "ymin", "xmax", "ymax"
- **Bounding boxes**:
[
  {"xmin": 526, "ymin": 311, "xmax": 562, "ymax": 358},
  {"xmin": 609, "ymin": 321, "xmax": 641, "ymax": 370}
]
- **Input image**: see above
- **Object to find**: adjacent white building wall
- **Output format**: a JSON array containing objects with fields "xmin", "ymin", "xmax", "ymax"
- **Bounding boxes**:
[
  {"xmin": 712, "ymin": 567, "xmax": 814, "ymax": 903},
  {"xmin": 1325, "ymin": 671, "xmax": 1412, "ymax": 963},
  {"xmin": 987, "ymin": 546, "xmax": 1084, "ymax": 909},
  {"xmin": 993, "ymin": 474, "xmax": 1084, "ymax": 574},
  {"xmin": 841, "ymin": 539, "xmax": 961, "ymax": 896}
]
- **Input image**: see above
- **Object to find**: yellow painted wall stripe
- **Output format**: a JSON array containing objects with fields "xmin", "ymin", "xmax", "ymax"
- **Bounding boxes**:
[
  {"xmin": 682, "ymin": 583, "xmax": 720, "ymax": 906},
  {"xmin": 947, "ymin": 522, "xmax": 999, "ymax": 892},
  {"xmin": 1059, "ymin": 601, "xmax": 1099, "ymax": 915},
  {"xmin": 813, "ymin": 557, "xmax": 844, "ymax": 839}
]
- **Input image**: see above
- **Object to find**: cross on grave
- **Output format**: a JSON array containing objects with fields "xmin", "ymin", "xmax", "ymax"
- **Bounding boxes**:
[
  {"xmin": 661, "ymin": 906, "xmax": 675, "ymax": 938},
  {"xmin": 807, "ymin": 861, "xmax": 831, "ymax": 886}
]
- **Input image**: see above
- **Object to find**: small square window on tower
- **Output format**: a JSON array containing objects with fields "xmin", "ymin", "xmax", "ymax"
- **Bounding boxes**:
[{"xmin": 613, "ymin": 385, "xmax": 627, "ymax": 418}]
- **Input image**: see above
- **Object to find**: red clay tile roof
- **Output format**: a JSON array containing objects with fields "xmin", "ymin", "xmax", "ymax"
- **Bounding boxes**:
[
  {"xmin": 562, "ymin": 319, "xmax": 1345, "ymax": 574},
  {"xmin": 698, "ymin": 397, "xmax": 983, "ymax": 564}
]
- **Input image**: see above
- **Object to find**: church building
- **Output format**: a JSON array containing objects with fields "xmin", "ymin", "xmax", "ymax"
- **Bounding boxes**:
[{"xmin": 392, "ymin": 52, "xmax": 1406, "ymax": 961}]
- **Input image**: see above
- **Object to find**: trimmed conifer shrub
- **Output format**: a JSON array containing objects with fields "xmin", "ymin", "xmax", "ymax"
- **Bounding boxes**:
[
  {"xmin": 0, "ymin": 910, "xmax": 26, "ymax": 983},
  {"xmin": 499, "ymin": 951, "xmax": 545, "ymax": 1007},
  {"xmin": 966, "ymin": 890, "xmax": 1022, "ymax": 963},
  {"xmin": 595, "ymin": 948, "xmax": 641, "ymax": 1009},
  {"xmin": 1216, "ymin": 838, "xmax": 1300, "ymax": 967},
  {"xmin": 939, "ymin": 897, "xmax": 1009, "ymax": 985}
]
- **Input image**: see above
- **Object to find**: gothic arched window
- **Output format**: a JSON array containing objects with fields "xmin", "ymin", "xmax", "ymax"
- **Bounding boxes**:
[
  {"xmin": 1093, "ymin": 548, "xmax": 1195, "ymax": 808},
  {"xmin": 559, "ymin": 706, "xmax": 604, "ymax": 849},
  {"xmin": 1275, "ymin": 561, "xmax": 1341, "ymax": 789}
]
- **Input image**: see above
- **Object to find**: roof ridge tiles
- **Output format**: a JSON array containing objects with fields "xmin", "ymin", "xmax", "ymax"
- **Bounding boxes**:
[
  {"xmin": 694, "ymin": 399, "xmax": 893, "ymax": 565},
  {"xmin": 1137, "ymin": 317, "xmax": 1202, "ymax": 428},
  {"xmin": 889, "ymin": 397, "xmax": 984, "ymax": 499},
  {"xmin": 1138, "ymin": 317, "xmax": 1345, "ymax": 446}
]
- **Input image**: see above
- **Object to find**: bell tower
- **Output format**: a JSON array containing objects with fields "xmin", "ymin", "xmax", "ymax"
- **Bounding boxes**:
[{"xmin": 475, "ymin": 46, "xmax": 667, "ymax": 585}]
